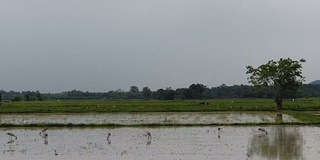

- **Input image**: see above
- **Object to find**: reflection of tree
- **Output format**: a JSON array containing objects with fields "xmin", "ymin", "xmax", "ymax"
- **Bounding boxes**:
[
  {"xmin": 247, "ymin": 127, "xmax": 302, "ymax": 160},
  {"xmin": 276, "ymin": 114, "xmax": 283, "ymax": 123}
]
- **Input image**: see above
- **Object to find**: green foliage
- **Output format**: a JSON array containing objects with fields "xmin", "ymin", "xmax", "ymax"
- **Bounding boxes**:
[
  {"xmin": 188, "ymin": 83, "xmax": 207, "ymax": 99},
  {"xmin": 127, "ymin": 86, "xmax": 141, "ymax": 99},
  {"xmin": 129, "ymin": 86, "xmax": 139, "ymax": 93},
  {"xmin": 152, "ymin": 88, "xmax": 176, "ymax": 100},
  {"xmin": 142, "ymin": 87, "xmax": 152, "ymax": 99},
  {"xmin": 246, "ymin": 58, "xmax": 306, "ymax": 109},
  {"xmin": 3, "ymin": 83, "xmax": 320, "ymax": 101},
  {"xmin": 13, "ymin": 96, "xmax": 22, "ymax": 101},
  {"xmin": 24, "ymin": 94, "xmax": 31, "ymax": 101},
  {"xmin": 298, "ymin": 84, "xmax": 320, "ymax": 98}
]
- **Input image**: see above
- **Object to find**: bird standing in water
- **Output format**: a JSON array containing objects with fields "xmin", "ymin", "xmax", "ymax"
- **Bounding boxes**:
[
  {"xmin": 7, "ymin": 133, "xmax": 17, "ymax": 140},
  {"xmin": 144, "ymin": 131, "xmax": 151, "ymax": 138},
  {"xmin": 39, "ymin": 128, "xmax": 49, "ymax": 138},
  {"xmin": 41, "ymin": 128, "xmax": 48, "ymax": 133},
  {"xmin": 107, "ymin": 133, "xmax": 111, "ymax": 144},
  {"xmin": 144, "ymin": 131, "xmax": 152, "ymax": 145},
  {"xmin": 258, "ymin": 128, "xmax": 268, "ymax": 135}
]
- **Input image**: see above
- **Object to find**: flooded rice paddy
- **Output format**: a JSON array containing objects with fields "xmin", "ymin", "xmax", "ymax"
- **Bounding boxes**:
[
  {"xmin": 1, "ymin": 126, "xmax": 320, "ymax": 160},
  {"xmin": 0, "ymin": 113, "xmax": 309, "ymax": 159},
  {"xmin": 0, "ymin": 112, "xmax": 298, "ymax": 125}
]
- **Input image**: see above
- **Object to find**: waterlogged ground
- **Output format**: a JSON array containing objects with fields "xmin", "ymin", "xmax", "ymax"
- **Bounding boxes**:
[
  {"xmin": 0, "ymin": 112, "xmax": 298, "ymax": 125},
  {"xmin": 0, "ymin": 126, "xmax": 320, "ymax": 160}
]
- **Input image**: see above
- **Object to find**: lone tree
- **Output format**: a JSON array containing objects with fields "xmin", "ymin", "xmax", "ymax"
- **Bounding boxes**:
[{"xmin": 246, "ymin": 58, "xmax": 306, "ymax": 109}]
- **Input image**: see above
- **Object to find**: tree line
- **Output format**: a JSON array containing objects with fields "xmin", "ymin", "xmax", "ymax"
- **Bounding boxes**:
[
  {"xmin": 0, "ymin": 57, "xmax": 310, "ymax": 111},
  {"xmin": 0, "ymin": 83, "xmax": 319, "ymax": 101}
]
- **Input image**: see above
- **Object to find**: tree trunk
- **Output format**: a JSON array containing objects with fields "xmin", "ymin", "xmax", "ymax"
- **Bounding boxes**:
[{"xmin": 275, "ymin": 96, "xmax": 283, "ymax": 110}]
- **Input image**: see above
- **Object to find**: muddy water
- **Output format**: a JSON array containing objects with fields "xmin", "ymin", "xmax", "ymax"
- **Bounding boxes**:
[
  {"xmin": 0, "ymin": 112, "xmax": 298, "ymax": 125},
  {"xmin": 0, "ymin": 126, "xmax": 319, "ymax": 160}
]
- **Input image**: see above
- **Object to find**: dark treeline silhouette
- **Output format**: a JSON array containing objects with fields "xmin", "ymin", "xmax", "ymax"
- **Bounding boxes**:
[{"xmin": 1, "ymin": 83, "xmax": 320, "ymax": 101}]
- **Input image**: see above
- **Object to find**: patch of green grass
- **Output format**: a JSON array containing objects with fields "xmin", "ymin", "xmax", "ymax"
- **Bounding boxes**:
[
  {"xmin": 282, "ymin": 110, "xmax": 320, "ymax": 124},
  {"xmin": 1, "ymin": 99, "xmax": 320, "ymax": 125},
  {"xmin": 0, "ymin": 99, "xmax": 272, "ymax": 113}
]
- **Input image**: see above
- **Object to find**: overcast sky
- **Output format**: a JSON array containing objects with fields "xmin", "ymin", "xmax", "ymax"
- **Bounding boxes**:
[{"xmin": 1, "ymin": 0, "xmax": 320, "ymax": 93}]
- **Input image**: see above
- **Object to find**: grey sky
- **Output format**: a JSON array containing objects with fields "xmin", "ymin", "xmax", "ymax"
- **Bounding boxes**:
[{"xmin": 1, "ymin": 0, "xmax": 320, "ymax": 93}]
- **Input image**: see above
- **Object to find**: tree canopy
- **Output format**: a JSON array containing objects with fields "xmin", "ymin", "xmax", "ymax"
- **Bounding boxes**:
[
  {"xmin": 246, "ymin": 58, "xmax": 306, "ymax": 109},
  {"xmin": 2, "ymin": 83, "xmax": 320, "ymax": 101}
]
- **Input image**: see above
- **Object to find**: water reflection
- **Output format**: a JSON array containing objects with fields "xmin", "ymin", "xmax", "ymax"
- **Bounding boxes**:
[
  {"xmin": 1, "ymin": 126, "xmax": 318, "ymax": 159},
  {"xmin": 146, "ymin": 139, "xmax": 151, "ymax": 146},
  {"xmin": 7, "ymin": 139, "xmax": 15, "ymax": 144},
  {"xmin": 44, "ymin": 138, "xmax": 48, "ymax": 145},
  {"xmin": 54, "ymin": 150, "xmax": 58, "ymax": 156},
  {"xmin": 248, "ymin": 126, "xmax": 302, "ymax": 160},
  {"xmin": 276, "ymin": 114, "xmax": 283, "ymax": 123},
  {"xmin": 6, "ymin": 142, "xmax": 15, "ymax": 156}
]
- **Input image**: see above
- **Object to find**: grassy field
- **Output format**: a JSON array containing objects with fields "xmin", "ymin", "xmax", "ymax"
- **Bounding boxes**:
[
  {"xmin": 1, "ymin": 98, "xmax": 320, "ymax": 113},
  {"xmin": 1, "ymin": 98, "xmax": 320, "ymax": 125}
]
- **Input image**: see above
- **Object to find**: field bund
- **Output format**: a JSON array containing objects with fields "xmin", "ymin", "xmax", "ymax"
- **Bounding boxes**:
[{"xmin": 0, "ymin": 112, "xmax": 298, "ymax": 126}]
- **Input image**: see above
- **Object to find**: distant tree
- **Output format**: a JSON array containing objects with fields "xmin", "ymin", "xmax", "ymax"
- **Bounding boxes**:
[
  {"xmin": 175, "ymin": 88, "xmax": 189, "ymax": 99},
  {"xmin": 188, "ymin": 83, "xmax": 207, "ymax": 99},
  {"xmin": 0, "ymin": 93, "xmax": 2, "ymax": 105},
  {"xmin": 152, "ymin": 89, "xmax": 164, "ymax": 100},
  {"xmin": 36, "ymin": 90, "xmax": 43, "ymax": 101},
  {"xmin": 67, "ymin": 90, "xmax": 85, "ymax": 99},
  {"xmin": 246, "ymin": 58, "xmax": 306, "ymax": 109},
  {"xmin": 142, "ymin": 87, "xmax": 152, "ymax": 99},
  {"xmin": 129, "ymin": 86, "xmax": 139, "ymax": 93},
  {"xmin": 184, "ymin": 89, "xmax": 192, "ymax": 99},
  {"xmin": 162, "ymin": 87, "xmax": 176, "ymax": 100},
  {"xmin": 127, "ymin": 86, "xmax": 141, "ymax": 99},
  {"xmin": 13, "ymin": 96, "xmax": 22, "ymax": 101},
  {"xmin": 24, "ymin": 94, "xmax": 31, "ymax": 101},
  {"xmin": 299, "ymin": 84, "xmax": 320, "ymax": 98},
  {"xmin": 152, "ymin": 88, "xmax": 176, "ymax": 100}
]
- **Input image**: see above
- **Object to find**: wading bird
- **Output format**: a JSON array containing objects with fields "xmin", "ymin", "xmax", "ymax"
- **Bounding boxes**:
[
  {"xmin": 107, "ymin": 133, "xmax": 111, "ymax": 144},
  {"xmin": 39, "ymin": 128, "xmax": 49, "ymax": 138},
  {"xmin": 7, "ymin": 139, "xmax": 15, "ymax": 144},
  {"xmin": 42, "ymin": 132, "xmax": 48, "ymax": 138},
  {"xmin": 41, "ymin": 128, "xmax": 48, "ymax": 133},
  {"xmin": 218, "ymin": 125, "xmax": 225, "ymax": 131},
  {"xmin": 144, "ymin": 131, "xmax": 152, "ymax": 146},
  {"xmin": 144, "ymin": 131, "xmax": 151, "ymax": 138},
  {"xmin": 7, "ymin": 133, "xmax": 17, "ymax": 140},
  {"xmin": 258, "ymin": 128, "xmax": 268, "ymax": 135}
]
